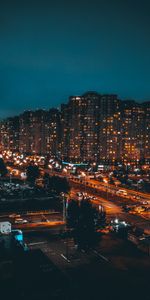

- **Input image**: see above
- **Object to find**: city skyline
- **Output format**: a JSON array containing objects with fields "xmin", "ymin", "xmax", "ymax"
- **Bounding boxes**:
[
  {"xmin": 0, "ymin": 90, "xmax": 150, "ymax": 120},
  {"xmin": 1, "ymin": 92, "xmax": 149, "ymax": 165},
  {"xmin": 1, "ymin": 0, "xmax": 150, "ymax": 118},
  {"xmin": 0, "ymin": 2, "xmax": 150, "ymax": 299}
]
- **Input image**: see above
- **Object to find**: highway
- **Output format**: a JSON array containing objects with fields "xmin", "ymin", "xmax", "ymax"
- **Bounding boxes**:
[
  {"xmin": 70, "ymin": 185, "xmax": 150, "ymax": 234},
  {"xmin": 45, "ymin": 169, "xmax": 150, "ymax": 204},
  {"xmin": 0, "ymin": 185, "xmax": 149, "ymax": 234},
  {"xmin": 6, "ymin": 165, "xmax": 150, "ymax": 202},
  {"xmin": 0, "ymin": 170, "xmax": 149, "ymax": 233},
  {"xmin": 69, "ymin": 176, "xmax": 150, "ymax": 202}
]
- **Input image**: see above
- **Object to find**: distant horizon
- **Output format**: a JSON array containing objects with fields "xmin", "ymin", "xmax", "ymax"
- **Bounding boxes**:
[{"xmin": 1, "ymin": 90, "xmax": 150, "ymax": 120}]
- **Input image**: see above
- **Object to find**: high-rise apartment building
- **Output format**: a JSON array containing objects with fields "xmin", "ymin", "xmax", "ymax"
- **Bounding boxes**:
[
  {"xmin": 99, "ymin": 111, "xmax": 122, "ymax": 163},
  {"xmin": 46, "ymin": 108, "xmax": 61, "ymax": 157},
  {"xmin": 61, "ymin": 92, "xmax": 101, "ymax": 162},
  {"xmin": 61, "ymin": 92, "xmax": 121, "ymax": 163},
  {"xmin": 0, "ymin": 92, "xmax": 149, "ymax": 165},
  {"xmin": 19, "ymin": 110, "xmax": 47, "ymax": 154},
  {"xmin": 143, "ymin": 101, "xmax": 150, "ymax": 163},
  {"xmin": 19, "ymin": 109, "xmax": 61, "ymax": 156},
  {"xmin": 0, "ymin": 116, "xmax": 19, "ymax": 153},
  {"xmin": 61, "ymin": 103, "xmax": 70, "ymax": 160},
  {"xmin": 121, "ymin": 101, "xmax": 145, "ymax": 164},
  {"xmin": 98, "ymin": 95, "xmax": 121, "ymax": 163}
]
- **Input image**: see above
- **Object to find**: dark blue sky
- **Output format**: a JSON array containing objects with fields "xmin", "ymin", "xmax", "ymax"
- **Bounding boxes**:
[{"xmin": 0, "ymin": 0, "xmax": 150, "ymax": 118}]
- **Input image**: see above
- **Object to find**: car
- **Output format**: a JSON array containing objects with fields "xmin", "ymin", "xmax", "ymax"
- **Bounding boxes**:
[
  {"xmin": 132, "ymin": 195, "xmax": 140, "ymax": 200},
  {"xmin": 90, "ymin": 196, "xmax": 97, "ymax": 200},
  {"xmin": 132, "ymin": 206, "xmax": 146, "ymax": 214},
  {"xmin": 76, "ymin": 192, "xmax": 83, "ymax": 200},
  {"xmin": 142, "ymin": 200, "xmax": 149, "ymax": 205},
  {"xmin": 14, "ymin": 218, "xmax": 28, "ymax": 224},
  {"xmin": 109, "ymin": 218, "xmax": 131, "ymax": 235},
  {"xmin": 116, "ymin": 189, "xmax": 128, "ymax": 196}
]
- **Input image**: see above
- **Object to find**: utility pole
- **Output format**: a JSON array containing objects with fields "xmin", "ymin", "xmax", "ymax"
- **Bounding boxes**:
[
  {"xmin": 9, "ymin": 172, "xmax": 12, "ymax": 184},
  {"xmin": 62, "ymin": 193, "xmax": 66, "ymax": 222},
  {"xmin": 81, "ymin": 172, "xmax": 87, "ymax": 196},
  {"xmin": 103, "ymin": 178, "xmax": 108, "ymax": 201},
  {"xmin": 61, "ymin": 193, "xmax": 70, "ymax": 263}
]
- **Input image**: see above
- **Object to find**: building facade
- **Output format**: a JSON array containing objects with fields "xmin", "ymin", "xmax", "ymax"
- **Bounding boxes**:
[
  {"xmin": 19, "ymin": 109, "xmax": 61, "ymax": 156},
  {"xmin": 121, "ymin": 101, "xmax": 146, "ymax": 164},
  {"xmin": 0, "ymin": 116, "xmax": 19, "ymax": 153},
  {"xmin": 0, "ymin": 93, "xmax": 149, "ymax": 165},
  {"xmin": 61, "ymin": 92, "xmax": 101, "ymax": 163}
]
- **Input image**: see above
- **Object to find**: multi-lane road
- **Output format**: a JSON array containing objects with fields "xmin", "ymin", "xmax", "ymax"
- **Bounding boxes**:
[
  {"xmin": 0, "ymin": 170, "xmax": 149, "ymax": 233},
  {"xmin": 0, "ymin": 183, "xmax": 149, "ymax": 234},
  {"xmin": 70, "ymin": 185, "xmax": 150, "ymax": 234},
  {"xmin": 69, "ymin": 175, "xmax": 150, "ymax": 202}
]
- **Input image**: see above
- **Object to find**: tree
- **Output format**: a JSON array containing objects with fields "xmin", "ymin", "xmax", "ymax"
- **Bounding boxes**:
[
  {"xmin": 76, "ymin": 199, "xmax": 96, "ymax": 250},
  {"xmin": 66, "ymin": 199, "xmax": 106, "ymax": 250},
  {"xmin": 49, "ymin": 176, "xmax": 70, "ymax": 194},
  {"xmin": 26, "ymin": 164, "xmax": 40, "ymax": 186},
  {"xmin": 0, "ymin": 158, "xmax": 8, "ymax": 177},
  {"xmin": 43, "ymin": 172, "xmax": 51, "ymax": 190},
  {"xmin": 66, "ymin": 199, "xmax": 79, "ymax": 228},
  {"xmin": 92, "ymin": 205, "xmax": 106, "ymax": 228}
]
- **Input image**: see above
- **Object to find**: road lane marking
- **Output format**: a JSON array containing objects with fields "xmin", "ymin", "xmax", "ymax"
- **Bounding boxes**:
[
  {"xmin": 93, "ymin": 250, "xmax": 109, "ymax": 262},
  {"xmin": 60, "ymin": 254, "xmax": 70, "ymax": 262},
  {"xmin": 28, "ymin": 242, "xmax": 47, "ymax": 246}
]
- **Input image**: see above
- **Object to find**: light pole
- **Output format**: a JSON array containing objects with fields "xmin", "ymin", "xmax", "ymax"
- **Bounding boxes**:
[
  {"xmin": 61, "ymin": 192, "xmax": 70, "ymax": 262},
  {"xmin": 136, "ymin": 181, "xmax": 141, "ymax": 202},
  {"xmin": 103, "ymin": 178, "xmax": 108, "ymax": 201},
  {"xmin": 63, "ymin": 167, "xmax": 68, "ymax": 177},
  {"xmin": 48, "ymin": 164, "xmax": 52, "ymax": 174},
  {"xmin": 9, "ymin": 172, "xmax": 12, "ymax": 184},
  {"xmin": 62, "ymin": 192, "xmax": 66, "ymax": 222},
  {"xmin": 81, "ymin": 172, "xmax": 87, "ymax": 196},
  {"xmin": 92, "ymin": 162, "xmax": 96, "ymax": 173}
]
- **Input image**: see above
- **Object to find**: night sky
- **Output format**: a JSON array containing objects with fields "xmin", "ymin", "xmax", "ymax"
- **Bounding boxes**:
[{"xmin": 0, "ymin": 0, "xmax": 150, "ymax": 118}]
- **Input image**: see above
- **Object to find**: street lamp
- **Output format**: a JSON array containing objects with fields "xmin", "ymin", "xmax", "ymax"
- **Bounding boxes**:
[
  {"xmin": 103, "ymin": 178, "xmax": 108, "ymax": 201},
  {"xmin": 61, "ymin": 192, "xmax": 66, "ymax": 222},
  {"xmin": 48, "ymin": 164, "xmax": 52, "ymax": 170},
  {"xmin": 81, "ymin": 171, "xmax": 87, "ymax": 196},
  {"xmin": 9, "ymin": 172, "xmax": 12, "ymax": 184},
  {"xmin": 63, "ymin": 168, "xmax": 67, "ymax": 174},
  {"xmin": 92, "ymin": 162, "xmax": 96, "ymax": 173},
  {"xmin": 136, "ymin": 181, "xmax": 141, "ymax": 202},
  {"xmin": 61, "ymin": 192, "xmax": 70, "ymax": 262},
  {"xmin": 21, "ymin": 172, "xmax": 27, "ymax": 185}
]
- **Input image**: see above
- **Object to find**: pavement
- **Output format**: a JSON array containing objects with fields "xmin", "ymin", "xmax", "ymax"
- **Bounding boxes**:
[{"xmin": 23, "ymin": 229, "xmax": 150, "ymax": 300}]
